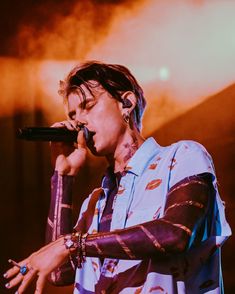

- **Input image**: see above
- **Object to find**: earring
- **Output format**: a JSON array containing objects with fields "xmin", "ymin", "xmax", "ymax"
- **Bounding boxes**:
[
  {"xmin": 122, "ymin": 99, "xmax": 132, "ymax": 108},
  {"xmin": 123, "ymin": 112, "xmax": 130, "ymax": 124}
]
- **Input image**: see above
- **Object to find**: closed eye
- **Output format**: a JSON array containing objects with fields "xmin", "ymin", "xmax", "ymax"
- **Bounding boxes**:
[
  {"xmin": 85, "ymin": 101, "xmax": 96, "ymax": 110},
  {"xmin": 68, "ymin": 110, "xmax": 76, "ymax": 120}
]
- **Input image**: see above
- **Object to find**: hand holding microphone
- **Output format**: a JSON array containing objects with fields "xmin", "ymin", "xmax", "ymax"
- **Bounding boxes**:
[{"xmin": 51, "ymin": 121, "xmax": 89, "ymax": 176}]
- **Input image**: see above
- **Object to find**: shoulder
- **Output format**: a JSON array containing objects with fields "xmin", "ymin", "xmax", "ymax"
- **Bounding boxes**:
[
  {"xmin": 155, "ymin": 139, "xmax": 212, "ymax": 163},
  {"xmin": 168, "ymin": 140, "xmax": 212, "ymax": 160},
  {"xmin": 166, "ymin": 140, "xmax": 215, "ymax": 187},
  {"xmin": 172, "ymin": 139, "xmax": 208, "ymax": 152}
]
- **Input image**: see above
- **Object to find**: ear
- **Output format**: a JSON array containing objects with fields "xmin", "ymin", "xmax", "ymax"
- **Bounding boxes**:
[{"xmin": 120, "ymin": 91, "xmax": 137, "ymax": 113}]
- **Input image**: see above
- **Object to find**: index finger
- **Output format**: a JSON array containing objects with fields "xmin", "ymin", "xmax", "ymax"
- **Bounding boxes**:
[
  {"xmin": 34, "ymin": 274, "xmax": 47, "ymax": 294},
  {"xmin": 76, "ymin": 129, "xmax": 87, "ymax": 148},
  {"xmin": 17, "ymin": 267, "xmax": 37, "ymax": 293},
  {"xmin": 4, "ymin": 258, "xmax": 28, "ymax": 279}
]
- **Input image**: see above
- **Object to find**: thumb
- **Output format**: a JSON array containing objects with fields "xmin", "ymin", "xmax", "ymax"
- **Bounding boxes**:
[{"xmin": 77, "ymin": 129, "xmax": 86, "ymax": 149}]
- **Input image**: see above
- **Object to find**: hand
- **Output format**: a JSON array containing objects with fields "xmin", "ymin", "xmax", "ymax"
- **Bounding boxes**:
[
  {"xmin": 50, "ymin": 121, "xmax": 87, "ymax": 176},
  {"xmin": 4, "ymin": 237, "xmax": 69, "ymax": 294}
]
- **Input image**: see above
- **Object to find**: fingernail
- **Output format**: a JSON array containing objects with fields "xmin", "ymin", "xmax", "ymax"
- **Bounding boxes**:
[
  {"xmin": 3, "ymin": 272, "xmax": 8, "ymax": 278},
  {"xmin": 5, "ymin": 282, "xmax": 10, "ymax": 288}
]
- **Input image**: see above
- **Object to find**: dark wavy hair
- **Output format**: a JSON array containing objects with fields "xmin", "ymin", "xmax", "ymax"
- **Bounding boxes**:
[{"xmin": 59, "ymin": 61, "xmax": 146, "ymax": 131}]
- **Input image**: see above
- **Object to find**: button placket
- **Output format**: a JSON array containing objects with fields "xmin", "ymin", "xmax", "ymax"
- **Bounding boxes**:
[{"xmin": 111, "ymin": 172, "xmax": 136, "ymax": 231}]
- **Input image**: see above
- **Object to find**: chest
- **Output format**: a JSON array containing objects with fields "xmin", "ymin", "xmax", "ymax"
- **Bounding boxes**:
[{"xmin": 110, "ymin": 157, "xmax": 173, "ymax": 229}]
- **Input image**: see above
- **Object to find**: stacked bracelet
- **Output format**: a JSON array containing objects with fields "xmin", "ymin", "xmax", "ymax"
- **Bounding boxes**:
[
  {"xmin": 64, "ymin": 231, "xmax": 88, "ymax": 269},
  {"xmin": 80, "ymin": 233, "xmax": 88, "ymax": 263}
]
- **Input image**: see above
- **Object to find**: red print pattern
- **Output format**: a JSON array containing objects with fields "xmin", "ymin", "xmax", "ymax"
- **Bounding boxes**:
[
  {"xmin": 149, "ymin": 163, "xmax": 158, "ymax": 170},
  {"xmin": 145, "ymin": 179, "xmax": 162, "ymax": 190},
  {"xmin": 168, "ymin": 158, "xmax": 177, "ymax": 170}
]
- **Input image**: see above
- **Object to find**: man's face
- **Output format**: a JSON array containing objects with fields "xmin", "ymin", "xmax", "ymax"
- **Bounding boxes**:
[{"xmin": 66, "ymin": 83, "xmax": 127, "ymax": 156}]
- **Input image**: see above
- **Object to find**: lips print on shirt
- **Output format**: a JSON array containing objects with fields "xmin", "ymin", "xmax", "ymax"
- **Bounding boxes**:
[
  {"xmin": 117, "ymin": 185, "xmax": 125, "ymax": 195},
  {"xmin": 148, "ymin": 163, "xmax": 158, "ymax": 170},
  {"xmin": 92, "ymin": 261, "xmax": 99, "ymax": 272},
  {"xmin": 145, "ymin": 179, "xmax": 162, "ymax": 190}
]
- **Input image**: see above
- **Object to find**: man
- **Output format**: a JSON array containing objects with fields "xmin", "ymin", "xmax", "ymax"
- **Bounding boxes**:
[{"xmin": 4, "ymin": 61, "xmax": 231, "ymax": 293}]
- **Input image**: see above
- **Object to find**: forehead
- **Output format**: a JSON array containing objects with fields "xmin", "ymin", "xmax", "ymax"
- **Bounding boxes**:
[
  {"xmin": 66, "ymin": 82, "xmax": 106, "ymax": 109},
  {"xmin": 66, "ymin": 81, "xmax": 102, "ymax": 103}
]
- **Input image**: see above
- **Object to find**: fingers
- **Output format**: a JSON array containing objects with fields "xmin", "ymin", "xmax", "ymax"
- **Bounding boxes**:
[
  {"xmin": 4, "ymin": 258, "xmax": 28, "ymax": 279},
  {"xmin": 51, "ymin": 120, "xmax": 88, "ymax": 146},
  {"xmin": 4, "ymin": 265, "xmax": 20, "ymax": 279},
  {"xmin": 5, "ymin": 272, "xmax": 23, "ymax": 289},
  {"xmin": 34, "ymin": 275, "xmax": 47, "ymax": 294},
  {"xmin": 4, "ymin": 239, "xmax": 64, "ymax": 292},
  {"xmin": 3, "ymin": 241, "xmax": 57, "ymax": 280},
  {"xmin": 50, "ymin": 121, "xmax": 76, "ymax": 160},
  {"xmin": 77, "ymin": 129, "xmax": 86, "ymax": 148},
  {"xmin": 4, "ymin": 264, "xmax": 36, "ymax": 292},
  {"xmin": 17, "ymin": 267, "xmax": 37, "ymax": 294},
  {"xmin": 51, "ymin": 120, "xmax": 77, "ymax": 131}
]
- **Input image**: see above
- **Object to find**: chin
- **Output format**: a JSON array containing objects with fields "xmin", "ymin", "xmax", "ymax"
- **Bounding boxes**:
[{"xmin": 89, "ymin": 143, "xmax": 111, "ymax": 157}]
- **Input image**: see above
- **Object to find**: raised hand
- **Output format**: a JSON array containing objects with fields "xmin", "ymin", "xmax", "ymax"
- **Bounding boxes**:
[
  {"xmin": 4, "ymin": 237, "xmax": 69, "ymax": 294},
  {"xmin": 50, "ymin": 120, "xmax": 87, "ymax": 176}
]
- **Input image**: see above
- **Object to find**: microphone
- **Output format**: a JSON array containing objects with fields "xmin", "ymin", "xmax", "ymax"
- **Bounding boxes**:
[{"xmin": 16, "ymin": 127, "xmax": 91, "ymax": 142}]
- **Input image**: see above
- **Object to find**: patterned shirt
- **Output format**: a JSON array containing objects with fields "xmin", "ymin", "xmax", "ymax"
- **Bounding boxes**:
[{"xmin": 74, "ymin": 138, "xmax": 231, "ymax": 294}]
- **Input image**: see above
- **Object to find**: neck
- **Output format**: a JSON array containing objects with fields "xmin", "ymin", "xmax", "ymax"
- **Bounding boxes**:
[{"xmin": 106, "ymin": 130, "xmax": 145, "ymax": 173}]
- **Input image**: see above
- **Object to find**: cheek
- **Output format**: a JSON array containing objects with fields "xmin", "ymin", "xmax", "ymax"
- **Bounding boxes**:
[
  {"xmin": 90, "ymin": 100, "xmax": 124, "ymax": 133},
  {"xmin": 107, "ymin": 108, "xmax": 124, "ymax": 124},
  {"xmin": 103, "ymin": 116, "xmax": 125, "ymax": 134}
]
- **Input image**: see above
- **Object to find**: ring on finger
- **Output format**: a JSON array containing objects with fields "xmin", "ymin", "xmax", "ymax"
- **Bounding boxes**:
[
  {"xmin": 20, "ymin": 265, "xmax": 28, "ymax": 275},
  {"xmin": 8, "ymin": 259, "xmax": 28, "ymax": 276}
]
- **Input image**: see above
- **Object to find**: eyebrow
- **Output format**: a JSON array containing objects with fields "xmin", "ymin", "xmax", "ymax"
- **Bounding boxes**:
[{"xmin": 67, "ymin": 97, "xmax": 95, "ymax": 119}]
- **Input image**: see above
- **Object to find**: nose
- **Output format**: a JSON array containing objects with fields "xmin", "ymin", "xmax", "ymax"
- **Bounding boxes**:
[{"xmin": 74, "ymin": 110, "xmax": 88, "ymax": 128}]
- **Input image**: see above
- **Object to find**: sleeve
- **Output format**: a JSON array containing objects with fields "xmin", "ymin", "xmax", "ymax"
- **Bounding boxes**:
[
  {"xmin": 168, "ymin": 141, "xmax": 231, "ymax": 238},
  {"xmin": 84, "ymin": 173, "xmax": 213, "ymax": 260},
  {"xmin": 45, "ymin": 171, "xmax": 75, "ymax": 286}
]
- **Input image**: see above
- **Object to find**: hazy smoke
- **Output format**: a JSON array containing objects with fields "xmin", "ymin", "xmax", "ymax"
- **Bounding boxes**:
[
  {"xmin": 12, "ymin": 0, "xmax": 145, "ymax": 59},
  {"xmin": 1, "ymin": 0, "xmax": 235, "ymax": 135}
]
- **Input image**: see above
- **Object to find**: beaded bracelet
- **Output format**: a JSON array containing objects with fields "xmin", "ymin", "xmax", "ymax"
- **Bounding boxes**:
[
  {"xmin": 80, "ymin": 233, "xmax": 88, "ymax": 263},
  {"xmin": 64, "ymin": 231, "xmax": 89, "ymax": 269}
]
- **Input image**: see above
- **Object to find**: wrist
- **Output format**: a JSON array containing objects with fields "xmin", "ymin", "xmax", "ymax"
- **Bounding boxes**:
[
  {"xmin": 55, "ymin": 155, "xmax": 78, "ymax": 176},
  {"xmin": 64, "ymin": 232, "xmax": 80, "ymax": 252},
  {"xmin": 63, "ymin": 231, "xmax": 88, "ymax": 269},
  {"xmin": 55, "ymin": 151, "xmax": 86, "ymax": 176},
  {"xmin": 55, "ymin": 168, "xmax": 77, "ymax": 176}
]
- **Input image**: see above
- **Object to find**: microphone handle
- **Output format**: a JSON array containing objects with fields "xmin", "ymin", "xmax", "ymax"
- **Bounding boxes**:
[{"xmin": 17, "ymin": 127, "xmax": 81, "ymax": 142}]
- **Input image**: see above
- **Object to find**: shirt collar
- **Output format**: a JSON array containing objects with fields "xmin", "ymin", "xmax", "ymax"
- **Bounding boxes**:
[
  {"xmin": 101, "ymin": 167, "xmax": 116, "ymax": 190},
  {"xmin": 124, "ymin": 137, "xmax": 161, "ymax": 176},
  {"xmin": 101, "ymin": 137, "xmax": 161, "ymax": 189}
]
